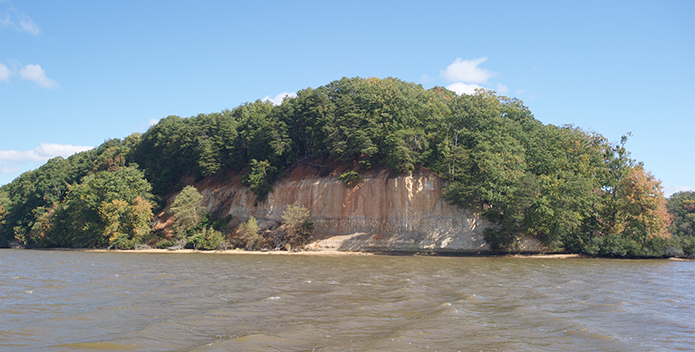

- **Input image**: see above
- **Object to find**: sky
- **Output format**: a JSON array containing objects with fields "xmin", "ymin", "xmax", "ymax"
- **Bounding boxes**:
[{"xmin": 1, "ymin": 0, "xmax": 693, "ymax": 196}]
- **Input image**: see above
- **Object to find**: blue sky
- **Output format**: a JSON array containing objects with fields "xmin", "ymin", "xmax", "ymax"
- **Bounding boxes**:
[{"xmin": 1, "ymin": 0, "xmax": 693, "ymax": 196}]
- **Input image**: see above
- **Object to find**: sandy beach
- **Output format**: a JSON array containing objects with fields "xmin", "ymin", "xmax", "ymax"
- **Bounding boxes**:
[
  {"xmin": 18, "ymin": 247, "xmax": 692, "ymax": 259},
  {"xmin": 73, "ymin": 248, "xmax": 591, "ymax": 258}
]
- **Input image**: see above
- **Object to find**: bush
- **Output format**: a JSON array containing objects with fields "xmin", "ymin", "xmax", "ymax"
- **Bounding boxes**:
[
  {"xmin": 236, "ymin": 216, "xmax": 268, "ymax": 250},
  {"xmin": 483, "ymin": 227, "xmax": 519, "ymax": 253},
  {"xmin": 282, "ymin": 202, "xmax": 314, "ymax": 249},
  {"xmin": 154, "ymin": 238, "xmax": 175, "ymax": 249},
  {"xmin": 109, "ymin": 233, "xmax": 136, "ymax": 250},
  {"xmin": 188, "ymin": 226, "xmax": 226, "ymax": 250},
  {"xmin": 338, "ymin": 171, "xmax": 363, "ymax": 188}
]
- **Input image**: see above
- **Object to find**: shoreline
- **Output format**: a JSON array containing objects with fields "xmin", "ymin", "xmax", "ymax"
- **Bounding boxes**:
[{"xmin": 5, "ymin": 247, "xmax": 693, "ymax": 260}]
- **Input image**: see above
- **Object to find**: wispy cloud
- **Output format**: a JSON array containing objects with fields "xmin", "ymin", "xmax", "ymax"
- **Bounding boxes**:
[
  {"xmin": 441, "ymin": 57, "xmax": 494, "ymax": 84},
  {"xmin": 0, "ymin": 61, "xmax": 59, "ymax": 88},
  {"xmin": 0, "ymin": 12, "xmax": 11, "ymax": 28},
  {"xmin": 262, "ymin": 92, "xmax": 297, "ymax": 106},
  {"xmin": 0, "ymin": 143, "xmax": 94, "ymax": 174},
  {"xmin": 0, "ymin": 2, "xmax": 40, "ymax": 35},
  {"xmin": 18, "ymin": 63, "xmax": 58, "ymax": 88},
  {"xmin": 18, "ymin": 13, "xmax": 39, "ymax": 35},
  {"xmin": 0, "ymin": 166, "xmax": 19, "ymax": 174},
  {"xmin": 496, "ymin": 83, "xmax": 509, "ymax": 95},
  {"xmin": 0, "ymin": 62, "xmax": 10, "ymax": 82}
]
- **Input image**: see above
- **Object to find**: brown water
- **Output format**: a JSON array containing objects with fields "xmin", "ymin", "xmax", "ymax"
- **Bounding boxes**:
[{"xmin": 0, "ymin": 250, "xmax": 693, "ymax": 351}]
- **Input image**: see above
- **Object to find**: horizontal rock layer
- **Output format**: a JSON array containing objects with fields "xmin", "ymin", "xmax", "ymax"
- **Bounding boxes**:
[{"xmin": 197, "ymin": 164, "xmax": 542, "ymax": 253}]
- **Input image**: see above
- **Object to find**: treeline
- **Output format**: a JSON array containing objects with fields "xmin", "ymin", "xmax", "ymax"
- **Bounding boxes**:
[{"xmin": 0, "ymin": 77, "xmax": 693, "ymax": 256}]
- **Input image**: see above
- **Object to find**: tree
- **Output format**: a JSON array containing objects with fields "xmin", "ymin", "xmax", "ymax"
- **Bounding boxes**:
[
  {"xmin": 243, "ymin": 159, "xmax": 277, "ymax": 205},
  {"xmin": 100, "ymin": 197, "xmax": 153, "ymax": 249},
  {"xmin": 0, "ymin": 75, "xmax": 683, "ymax": 256},
  {"xmin": 49, "ymin": 165, "xmax": 154, "ymax": 248},
  {"xmin": 170, "ymin": 186, "xmax": 205, "ymax": 230},
  {"xmin": 667, "ymin": 191, "xmax": 695, "ymax": 238},
  {"xmin": 616, "ymin": 165, "xmax": 670, "ymax": 246}
]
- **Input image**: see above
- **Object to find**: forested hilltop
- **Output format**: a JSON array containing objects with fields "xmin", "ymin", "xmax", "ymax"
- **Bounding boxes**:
[{"xmin": 1, "ymin": 77, "xmax": 693, "ymax": 257}]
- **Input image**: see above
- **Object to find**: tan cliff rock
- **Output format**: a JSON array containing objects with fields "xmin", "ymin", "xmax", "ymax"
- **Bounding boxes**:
[{"xmin": 193, "ymin": 163, "xmax": 543, "ymax": 253}]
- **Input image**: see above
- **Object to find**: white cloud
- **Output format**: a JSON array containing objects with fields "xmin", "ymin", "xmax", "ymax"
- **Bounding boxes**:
[
  {"xmin": 0, "ymin": 62, "xmax": 10, "ymax": 82},
  {"xmin": 496, "ymin": 83, "xmax": 509, "ymax": 95},
  {"xmin": 0, "ymin": 4, "xmax": 40, "ymax": 35},
  {"xmin": 149, "ymin": 119, "xmax": 159, "ymax": 126},
  {"xmin": 18, "ymin": 64, "xmax": 58, "ymax": 88},
  {"xmin": 441, "ymin": 57, "xmax": 494, "ymax": 84},
  {"xmin": 446, "ymin": 82, "xmax": 485, "ymax": 95},
  {"xmin": 262, "ymin": 91, "xmax": 297, "ymax": 106},
  {"xmin": 0, "ymin": 167, "xmax": 19, "ymax": 174},
  {"xmin": 18, "ymin": 14, "xmax": 39, "ymax": 35},
  {"xmin": 0, "ymin": 143, "xmax": 94, "ymax": 169}
]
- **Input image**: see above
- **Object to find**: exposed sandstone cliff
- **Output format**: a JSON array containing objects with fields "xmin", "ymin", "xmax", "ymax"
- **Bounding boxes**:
[{"xmin": 195, "ymin": 163, "xmax": 542, "ymax": 253}]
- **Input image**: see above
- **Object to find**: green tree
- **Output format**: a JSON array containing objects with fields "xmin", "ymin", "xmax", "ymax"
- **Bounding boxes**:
[
  {"xmin": 243, "ymin": 159, "xmax": 277, "ymax": 205},
  {"xmin": 100, "ymin": 196, "xmax": 153, "ymax": 249},
  {"xmin": 170, "ymin": 186, "xmax": 205, "ymax": 230},
  {"xmin": 667, "ymin": 191, "xmax": 695, "ymax": 238},
  {"xmin": 49, "ymin": 165, "xmax": 154, "ymax": 248},
  {"xmin": 0, "ymin": 76, "xmax": 679, "ymax": 257}
]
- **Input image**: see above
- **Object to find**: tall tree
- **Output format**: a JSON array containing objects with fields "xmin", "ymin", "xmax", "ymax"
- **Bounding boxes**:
[{"xmin": 170, "ymin": 186, "xmax": 205, "ymax": 231}]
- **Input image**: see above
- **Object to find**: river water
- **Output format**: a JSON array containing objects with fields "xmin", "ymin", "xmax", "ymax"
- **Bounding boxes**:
[{"xmin": 0, "ymin": 250, "xmax": 693, "ymax": 351}]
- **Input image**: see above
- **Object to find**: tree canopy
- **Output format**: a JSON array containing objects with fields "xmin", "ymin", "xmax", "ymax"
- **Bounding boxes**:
[{"xmin": 0, "ymin": 76, "xmax": 687, "ymax": 256}]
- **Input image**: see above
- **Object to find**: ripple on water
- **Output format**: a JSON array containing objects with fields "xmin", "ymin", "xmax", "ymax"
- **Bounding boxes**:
[{"xmin": 0, "ymin": 250, "xmax": 693, "ymax": 351}]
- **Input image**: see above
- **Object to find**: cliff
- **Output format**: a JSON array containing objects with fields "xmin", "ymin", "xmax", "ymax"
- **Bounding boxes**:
[{"xmin": 193, "ymin": 163, "xmax": 543, "ymax": 253}]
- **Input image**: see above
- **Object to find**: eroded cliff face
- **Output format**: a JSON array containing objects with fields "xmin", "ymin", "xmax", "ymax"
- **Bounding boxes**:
[{"xmin": 196, "ymin": 164, "xmax": 542, "ymax": 253}]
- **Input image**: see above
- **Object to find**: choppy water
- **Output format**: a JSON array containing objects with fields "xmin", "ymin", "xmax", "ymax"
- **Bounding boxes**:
[{"xmin": 0, "ymin": 250, "xmax": 693, "ymax": 351}]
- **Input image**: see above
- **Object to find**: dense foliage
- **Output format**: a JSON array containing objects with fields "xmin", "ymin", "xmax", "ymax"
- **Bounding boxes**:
[
  {"xmin": 666, "ymin": 191, "xmax": 695, "ymax": 254},
  {"xmin": 0, "ymin": 76, "xmax": 688, "ymax": 256}
]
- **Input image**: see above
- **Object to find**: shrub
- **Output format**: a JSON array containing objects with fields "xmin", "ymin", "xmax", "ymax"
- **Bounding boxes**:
[
  {"xmin": 188, "ymin": 226, "xmax": 226, "ymax": 250},
  {"xmin": 338, "ymin": 171, "xmax": 363, "ymax": 188},
  {"xmin": 237, "ymin": 216, "xmax": 268, "ymax": 250},
  {"xmin": 243, "ymin": 160, "xmax": 276, "ymax": 205},
  {"xmin": 109, "ymin": 233, "xmax": 135, "ymax": 250},
  {"xmin": 282, "ymin": 201, "xmax": 314, "ymax": 249},
  {"xmin": 154, "ymin": 238, "xmax": 175, "ymax": 249}
]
